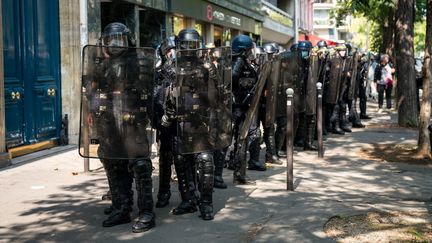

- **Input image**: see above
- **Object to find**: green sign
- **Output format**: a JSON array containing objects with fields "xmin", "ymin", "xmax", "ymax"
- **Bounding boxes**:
[{"xmin": 262, "ymin": 5, "xmax": 293, "ymax": 28}]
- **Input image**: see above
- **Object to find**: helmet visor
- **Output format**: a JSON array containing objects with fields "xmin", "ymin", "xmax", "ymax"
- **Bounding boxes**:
[
  {"xmin": 102, "ymin": 33, "xmax": 129, "ymax": 48},
  {"xmin": 179, "ymin": 40, "xmax": 200, "ymax": 50},
  {"xmin": 300, "ymin": 50, "xmax": 309, "ymax": 59}
]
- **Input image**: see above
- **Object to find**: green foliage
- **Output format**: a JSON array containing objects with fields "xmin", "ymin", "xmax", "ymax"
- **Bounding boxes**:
[
  {"xmin": 414, "ymin": 19, "xmax": 426, "ymax": 56},
  {"xmin": 332, "ymin": 0, "xmax": 427, "ymax": 52}
]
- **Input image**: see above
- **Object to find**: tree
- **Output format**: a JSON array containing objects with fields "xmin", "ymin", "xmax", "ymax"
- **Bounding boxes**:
[
  {"xmin": 417, "ymin": 0, "xmax": 432, "ymax": 158},
  {"xmin": 332, "ymin": 0, "xmax": 427, "ymax": 54},
  {"xmin": 395, "ymin": 0, "xmax": 419, "ymax": 127},
  {"xmin": 331, "ymin": 0, "xmax": 396, "ymax": 54}
]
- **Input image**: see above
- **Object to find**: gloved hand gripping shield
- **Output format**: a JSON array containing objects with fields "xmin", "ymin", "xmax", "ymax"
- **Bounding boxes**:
[{"xmin": 173, "ymin": 47, "xmax": 232, "ymax": 154}]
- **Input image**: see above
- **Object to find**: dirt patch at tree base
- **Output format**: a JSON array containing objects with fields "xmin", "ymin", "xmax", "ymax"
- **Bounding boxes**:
[
  {"xmin": 324, "ymin": 211, "xmax": 432, "ymax": 243},
  {"xmin": 358, "ymin": 143, "xmax": 432, "ymax": 167}
]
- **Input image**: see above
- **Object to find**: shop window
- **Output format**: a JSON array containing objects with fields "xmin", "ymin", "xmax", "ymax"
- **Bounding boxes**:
[
  {"xmin": 214, "ymin": 25, "xmax": 223, "ymax": 47},
  {"xmin": 139, "ymin": 9, "xmax": 166, "ymax": 48},
  {"xmin": 173, "ymin": 16, "xmax": 185, "ymax": 35},
  {"xmin": 194, "ymin": 22, "xmax": 206, "ymax": 45},
  {"xmin": 222, "ymin": 29, "xmax": 231, "ymax": 46}
]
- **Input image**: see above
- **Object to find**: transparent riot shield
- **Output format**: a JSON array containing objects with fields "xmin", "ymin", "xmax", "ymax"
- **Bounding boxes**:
[
  {"xmin": 324, "ymin": 56, "xmax": 343, "ymax": 105},
  {"xmin": 79, "ymin": 45, "xmax": 155, "ymax": 160},
  {"xmin": 347, "ymin": 53, "xmax": 359, "ymax": 100},
  {"xmin": 174, "ymin": 47, "xmax": 232, "ymax": 154},
  {"xmin": 278, "ymin": 51, "xmax": 305, "ymax": 115},
  {"xmin": 265, "ymin": 57, "xmax": 280, "ymax": 127},
  {"xmin": 306, "ymin": 54, "xmax": 319, "ymax": 115}
]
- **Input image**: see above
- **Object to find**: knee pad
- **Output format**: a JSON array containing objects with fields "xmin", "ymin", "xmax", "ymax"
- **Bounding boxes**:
[
  {"xmin": 197, "ymin": 153, "xmax": 214, "ymax": 169},
  {"xmin": 133, "ymin": 159, "xmax": 152, "ymax": 174}
]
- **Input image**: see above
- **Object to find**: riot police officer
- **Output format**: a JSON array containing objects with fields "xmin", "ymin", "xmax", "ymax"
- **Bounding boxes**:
[
  {"xmin": 324, "ymin": 43, "xmax": 348, "ymax": 135},
  {"xmin": 83, "ymin": 22, "xmax": 155, "ymax": 232},
  {"xmin": 296, "ymin": 40, "xmax": 318, "ymax": 151},
  {"xmin": 154, "ymin": 36, "xmax": 177, "ymax": 208},
  {"xmin": 316, "ymin": 40, "xmax": 330, "ymax": 135},
  {"xmin": 344, "ymin": 44, "xmax": 364, "ymax": 128},
  {"xmin": 231, "ymin": 34, "xmax": 264, "ymax": 183},
  {"xmin": 162, "ymin": 28, "xmax": 218, "ymax": 220},
  {"xmin": 257, "ymin": 43, "xmax": 281, "ymax": 164}
]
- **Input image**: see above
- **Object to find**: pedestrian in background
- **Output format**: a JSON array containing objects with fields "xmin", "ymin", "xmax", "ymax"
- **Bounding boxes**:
[{"xmin": 374, "ymin": 54, "xmax": 395, "ymax": 113}]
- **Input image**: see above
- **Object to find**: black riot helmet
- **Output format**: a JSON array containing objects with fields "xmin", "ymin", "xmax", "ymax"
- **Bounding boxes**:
[
  {"xmin": 100, "ymin": 22, "xmax": 135, "ymax": 57},
  {"xmin": 160, "ymin": 36, "xmax": 176, "ymax": 56},
  {"xmin": 298, "ymin": 40, "xmax": 312, "ymax": 59},
  {"xmin": 345, "ymin": 43, "xmax": 353, "ymax": 56},
  {"xmin": 101, "ymin": 22, "xmax": 135, "ymax": 47},
  {"xmin": 254, "ymin": 46, "xmax": 267, "ymax": 65},
  {"xmin": 334, "ymin": 42, "xmax": 347, "ymax": 57},
  {"xmin": 317, "ymin": 40, "xmax": 327, "ymax": 49},
  {"xmin": 263, "ymin": 43, "xmax": 278, "ymax": 54},
  {"xmin": 231, "ymin": 34, "xmax": 254, "ymax": 55},
  {"xmin": 177, "ymin": 28, "xmax": 201, "ymax": 50}
]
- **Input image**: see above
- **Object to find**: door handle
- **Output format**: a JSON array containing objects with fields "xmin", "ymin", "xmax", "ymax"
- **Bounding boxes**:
[
  {"xmin": 11, "ymin": 91, "xmax": 21, "ymax": 100},
  {"xmin": 47, "ymin": 88, "xmax": 56, "ymax": 96}
]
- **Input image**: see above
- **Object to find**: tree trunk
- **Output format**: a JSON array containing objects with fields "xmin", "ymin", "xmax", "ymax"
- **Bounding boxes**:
[
  {"xmin": 395, "ymin": 0, "xmax": 418, "ymax": 127},
  {"xmin": 382, "ymin": 9, "xmax": 395, "ymax": 58},
  {"xmin": 417, "ymin": 0, "xmax": 432, "ymax": 157}
]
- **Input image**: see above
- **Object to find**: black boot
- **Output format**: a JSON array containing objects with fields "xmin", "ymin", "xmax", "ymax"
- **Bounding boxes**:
[
  {"xmin": 325, "ymin": 104, "xmax": 334, "ymax": 134},
  {"xmin": 348, "ymin": 100, "xmax": 365, "ymax": 128},
  {"xmin": 233, "ymin": 144, "xmax": 251, "ymax": 185},
  {"xmin": 352, "ymin": 117, "xmax": 365, "ymax": 128},
  {"xmin": 156, "ymin": 152, "xmax": 172, "ymax": 208},
  {"xmin": 213, "ymin": 149, "xmax": 227, "ymax": 189},
  {"xmin": 172, "ymin": 156, "xmax": 197, "ymax": 215},
  {"xmin": 275, "ymin": 116, "xmax": 287, "ymax": 158},
  {"xmin": 294, "ymin": 113, "xmax": 306, "ymax": 147},
  {"xmin": 248, "ymin": 139, "xmax": 266, "ymax": 171},
  {"xmin": 330, "ymin": 105, "xmax": 345, "ymax": 135},
  {"xmin": 132, "ymin": 159, "xmax": 156, "ymax": 233},
  {"xmin": 275, "ymin": 125, "xmax": 287, "ymax": 158},
  {"xmin": 339, "ymin": 103, "xmax": 352, "ymax": 132},
  {"xmin": 264, "ymin": 131, "xmax": 282, "ymax": 165},
  {"xmin": 102, "ymin": 161, "xmax": 132, "ymax": 228},
  {"xmin": 360, "ymin": 114, "xmax": 372, "ymax": 119},
  {"xmin": 197, "ymin": 153, "xmax": 214, "ymax": 220},
  {"xmin": 304, "ymin": 115, "xmax": 318, "ymax": 151}
]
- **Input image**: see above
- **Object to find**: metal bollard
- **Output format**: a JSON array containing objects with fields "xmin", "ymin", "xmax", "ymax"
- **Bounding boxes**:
[
  {"xmin": 286, "ymin": 88, "xmax": 294, "ymax": 191},
  {"xmin": 84, "ymin": 158, "xmax": 90, "ymax": 173},
  {"xmin": 317, "ymin": 82, "xmax": 324, "ymax": 158}
]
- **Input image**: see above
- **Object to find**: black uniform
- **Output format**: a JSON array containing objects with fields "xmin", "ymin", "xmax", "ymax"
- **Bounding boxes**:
[{"xmin": 79, "ymin": 23, "xmax": 156, "ymax": 233}]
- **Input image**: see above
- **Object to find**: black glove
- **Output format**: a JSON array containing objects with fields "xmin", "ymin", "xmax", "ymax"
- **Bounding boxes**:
[{"xmin": 162, "ymin": 99, "xmax": 176, "ymax": 127}]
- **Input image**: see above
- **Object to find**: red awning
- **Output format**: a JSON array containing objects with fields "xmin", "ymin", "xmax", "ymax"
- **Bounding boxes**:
[{"xmin": 299, "ymin": 34, "xmax": 337, "ymax": 46}]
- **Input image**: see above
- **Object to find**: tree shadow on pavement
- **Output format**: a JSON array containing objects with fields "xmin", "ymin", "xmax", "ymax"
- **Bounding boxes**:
[{"xmin": 1, "ymin": 106, "xmax": 431, "ymax": 242}]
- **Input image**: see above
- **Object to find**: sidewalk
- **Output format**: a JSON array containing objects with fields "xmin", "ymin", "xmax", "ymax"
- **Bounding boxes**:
[{"xmin": 0, "ymin": 105, "xmax": 431, "ymax": 243}]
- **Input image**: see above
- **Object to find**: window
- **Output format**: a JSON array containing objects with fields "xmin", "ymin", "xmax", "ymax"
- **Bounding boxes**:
[{"xmin": 173, "ymin": 16, "xmax": 185, "ymax": 35}]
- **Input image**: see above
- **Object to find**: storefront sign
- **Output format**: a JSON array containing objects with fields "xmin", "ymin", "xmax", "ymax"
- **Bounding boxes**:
[
  {"xmin": 171, "ymin": 0, "xmax": 261, "ymax": 34},
  {"xmin": 207, "ymin": 5, "xmax": 241, "ymax": 27}
]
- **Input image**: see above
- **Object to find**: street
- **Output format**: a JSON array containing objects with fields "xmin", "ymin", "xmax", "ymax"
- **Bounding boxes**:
[{"xmin": 0, "ymin": 105, "xmax": 431, "ymax": 243}]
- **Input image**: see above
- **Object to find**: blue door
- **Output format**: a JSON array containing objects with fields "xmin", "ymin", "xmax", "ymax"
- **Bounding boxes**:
[{"xmin": 2, "ymin": 0, "xmax": 61, "ymax": 148}]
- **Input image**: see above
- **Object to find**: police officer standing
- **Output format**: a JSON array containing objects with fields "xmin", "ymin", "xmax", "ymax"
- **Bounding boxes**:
[
  {"xmin": 82, "ymin": 22, "xmax": 156, "ymax": 232},
  {"xmin": 231, "ymin": 34, "xmax": 265, "ymax": 183}
]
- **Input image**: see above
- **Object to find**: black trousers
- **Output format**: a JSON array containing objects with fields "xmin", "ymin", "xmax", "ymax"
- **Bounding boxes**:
[{"xmin": 378, "ymin": 84, "xmax": 392, "ymax": 109}]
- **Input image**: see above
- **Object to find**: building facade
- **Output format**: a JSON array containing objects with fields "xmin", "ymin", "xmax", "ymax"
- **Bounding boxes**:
[
  {"xmin": 313, "ymin": 0, "xmax": 350, "ymax": 42},
  {"xmin": 297, "ymin": 0, "xmax": 314, "ymax": 41},
  {"xmin": 260, "ymin": 0, "xmax": 295, "ymax": 47}
]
